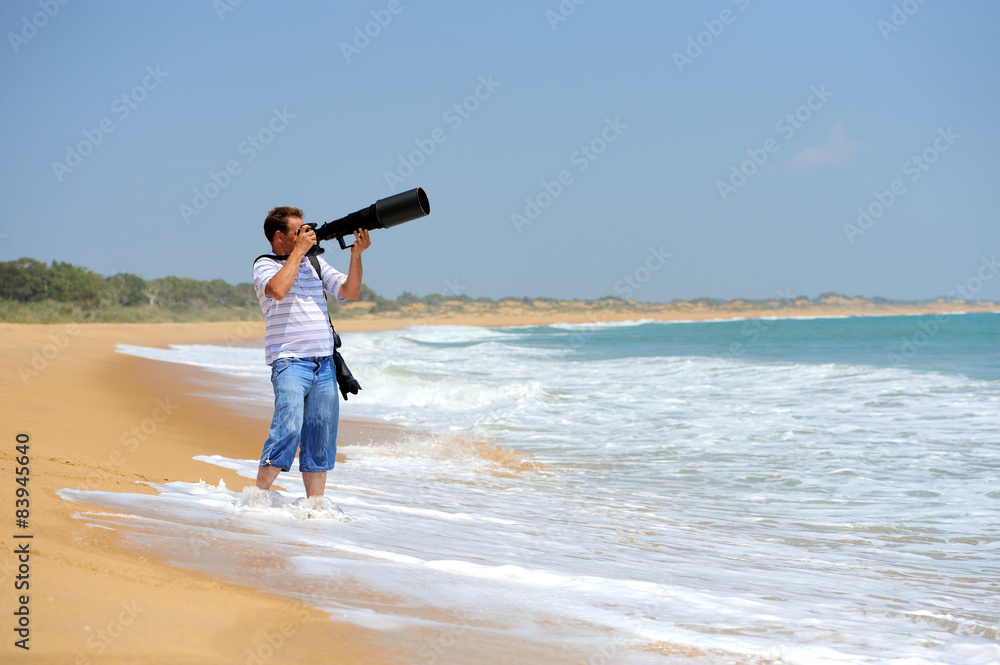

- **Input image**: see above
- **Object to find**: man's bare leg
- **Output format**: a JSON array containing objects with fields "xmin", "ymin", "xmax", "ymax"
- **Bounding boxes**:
[
  {"xmin": 302, "ymin": 471, "xmax": 327, "ymax": 498},
  {"xmin": 256, "ymin": 465, "xmax": 281, "ymax": 491}
]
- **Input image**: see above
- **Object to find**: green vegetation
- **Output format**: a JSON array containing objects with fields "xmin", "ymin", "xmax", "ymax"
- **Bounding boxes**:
[
  {"xmin": 0, "ymin": 257, "xmax": 514, "ymax": 324},
  {"xmin": 0, "ymin": 258, "xmax": 939, "ymax": 325},
  {"xmin": 0, "ymin": 258, "xmax": 259, "ymax": 324}
]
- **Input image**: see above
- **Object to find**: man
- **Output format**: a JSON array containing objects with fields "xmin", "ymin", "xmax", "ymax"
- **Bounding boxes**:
[{"xmin": 251, "ymin": 206, "xmax": 371, "ymax": 499}]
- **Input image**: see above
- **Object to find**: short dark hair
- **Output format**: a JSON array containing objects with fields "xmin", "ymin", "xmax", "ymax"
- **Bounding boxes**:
[{"xmin": 264, "ymin": 206, "xmax": 304, "ymax": 241}]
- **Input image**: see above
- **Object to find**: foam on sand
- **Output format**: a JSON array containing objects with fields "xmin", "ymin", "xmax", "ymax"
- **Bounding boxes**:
[{"xmin": 236, "ymin": 486, "xmax": 352, "ymax": 521}]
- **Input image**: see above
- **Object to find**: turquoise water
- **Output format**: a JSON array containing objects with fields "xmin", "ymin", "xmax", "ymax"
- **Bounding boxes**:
[
  {"xmin": 72, "ymin": 312, "xmax": 1000, "ymax": 664},
  {"xmin": 508, "ymin": 312, "xmax": 1000, "ymax": 380}
]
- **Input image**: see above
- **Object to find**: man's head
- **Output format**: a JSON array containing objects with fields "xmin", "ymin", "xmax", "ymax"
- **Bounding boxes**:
[
  {"xmin": 264, "ymin": 206, "xmax": 305, "ymax": 242},
  {"xmin": 264, "ymin": 206, "xmax": 308, "ymax": 254}
]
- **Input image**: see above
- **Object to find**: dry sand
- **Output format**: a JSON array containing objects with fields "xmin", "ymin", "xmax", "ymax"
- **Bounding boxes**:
[
  {"xmin": 0, "ymin": 322, "xmax": 401, "ymax": 665},
  {"xmin": 330, "ymin": 293, "xmax": 1000, "ymax": 329},
  {"xmin": 0, "ymin": 300, "xmax": 996, "ymax": 663}
]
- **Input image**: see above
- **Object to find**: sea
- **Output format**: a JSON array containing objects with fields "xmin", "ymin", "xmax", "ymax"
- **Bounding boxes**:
[{"xmin": 62, "ymin": 312, "xmax": 1000, "ymax": 664}]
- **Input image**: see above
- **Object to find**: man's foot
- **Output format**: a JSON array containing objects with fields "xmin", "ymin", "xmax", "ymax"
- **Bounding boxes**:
[{"xmin": 237, "ymin": 486, "xmax": 276, "ymax": 508}]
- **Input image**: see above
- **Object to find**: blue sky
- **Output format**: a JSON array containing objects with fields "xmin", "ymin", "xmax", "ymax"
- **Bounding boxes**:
[{"xmin": 2, "ymin": 0, "xmax": 998, "ymax": 302}]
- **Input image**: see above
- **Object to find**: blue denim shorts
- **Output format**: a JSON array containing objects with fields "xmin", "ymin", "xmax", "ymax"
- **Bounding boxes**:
[{"xmin": 259, "ymin": 356, "xmax": 339, "ymax": 473}]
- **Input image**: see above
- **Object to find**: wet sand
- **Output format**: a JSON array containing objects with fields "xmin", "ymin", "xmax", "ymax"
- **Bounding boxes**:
[
  {"xmin": 0, "ymin": 322, "xmax": 398, "ymax": 664},
  {"xmin": 1, "ymin": 301, "xmax": 996, "ymax": 663}
]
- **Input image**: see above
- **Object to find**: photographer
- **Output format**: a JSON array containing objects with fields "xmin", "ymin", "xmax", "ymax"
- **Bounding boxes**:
[{"xmin": 251, "ymin": 206, "xmax": 370, "ymax": 500}]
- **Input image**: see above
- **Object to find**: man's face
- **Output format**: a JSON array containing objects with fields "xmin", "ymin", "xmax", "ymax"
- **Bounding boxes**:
[{"xmin": 274, "ymin": 216, "xmax": 304, "ymax": 252}]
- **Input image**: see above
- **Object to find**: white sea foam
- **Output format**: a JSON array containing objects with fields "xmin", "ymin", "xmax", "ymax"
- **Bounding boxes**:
[
  {"xmin": 236, "ymin": 486, "xmax": 351, "ymax": 521},
  {"xmin": 117, "ymin": 343, "xmax": 269, "ymax": 379},
  {"xmin": 97, "ymin": 321, "xmax": 1000, "ymax": 663}
]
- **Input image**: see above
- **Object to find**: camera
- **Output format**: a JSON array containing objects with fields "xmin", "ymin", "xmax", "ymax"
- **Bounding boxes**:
[{"xmin": 303, "ymin": 187, "xmax": 430, "ymax": 254}]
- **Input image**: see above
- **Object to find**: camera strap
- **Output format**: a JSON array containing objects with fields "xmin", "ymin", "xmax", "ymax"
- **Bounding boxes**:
[
  {"xmin": 306, "ymin": 254, "xmax": 342, "ymax": 349},
  {"xmin": 253, "ymin": 254, "xmax": 361, "ymax": 399},
  {"xmin": 252, "ymin": 254, "xmax": 341, "ymax": 348}
]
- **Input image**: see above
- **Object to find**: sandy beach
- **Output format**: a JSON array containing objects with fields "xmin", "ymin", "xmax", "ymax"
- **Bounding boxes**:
[
  {"xmin": 1, "ymin": 299, "xmax": 997, "ymax": 663},
  {"xmin": 0, "ymin": 321, "xmax": 407, "ymax": 664},
  {"xmin": 0, "ymin": 317, "xmax": 605, "ymax": 664},
  {"xmin": 327, "ymin": 294, "xmax": 1000, "ymax": 330}
]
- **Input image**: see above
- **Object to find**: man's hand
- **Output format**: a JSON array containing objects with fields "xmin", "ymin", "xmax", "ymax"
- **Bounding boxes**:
[
  {"xmin": 351, "ymin": 228, "xmax": 371, "ymax": 257},
  {"xmin": 293, "ymin": 224, "xmax": 317, "ymax": 256},
  {"xmin": 339, "ymin": 229, "xmax": 370, "ymax": 301}
]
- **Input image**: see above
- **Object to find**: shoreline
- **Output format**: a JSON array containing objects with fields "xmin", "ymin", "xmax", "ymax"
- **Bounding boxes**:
[
  {"xmin": 0, "ymin": 319, "xmax": 598, "ymax": 665},
  {"xmin": 1, "ymin": 306, "xmax": 997, "ymax": 662},
  {"xmin": 0, "ymin": 322, "xmax": 399, "ymax": 664},
  {"xmin": 326, "ymin": 296, "xmax": 999, "ymax": 331}
]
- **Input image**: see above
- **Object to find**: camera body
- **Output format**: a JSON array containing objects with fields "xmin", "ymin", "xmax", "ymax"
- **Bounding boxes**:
[{"xmin": 303, "ymin": 187, "xmax": 430, "ymax": 255}]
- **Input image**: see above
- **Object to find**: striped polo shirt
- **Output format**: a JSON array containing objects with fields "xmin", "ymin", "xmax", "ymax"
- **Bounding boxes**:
[{"xmin": 252, "ymin": 254, "xmax": 348, "ymax": 365}]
